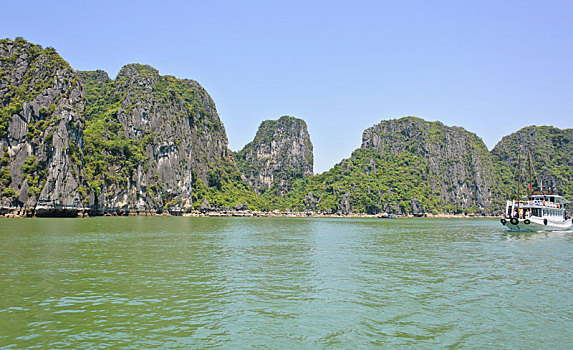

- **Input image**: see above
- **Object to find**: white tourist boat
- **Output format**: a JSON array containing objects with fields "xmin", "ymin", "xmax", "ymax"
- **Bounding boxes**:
[
  {"xmin": 500, "ymin": 147, "xmax": 572, "ymax": 233},
  {"xmin": 501, "ymin": 192, "xmax": 572, "ymax": 232}
]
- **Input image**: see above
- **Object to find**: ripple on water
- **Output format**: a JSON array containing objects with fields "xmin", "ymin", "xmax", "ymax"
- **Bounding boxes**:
[{"xmin": 0, "ymin": 217, "xmax": 571, "ymax": 348}]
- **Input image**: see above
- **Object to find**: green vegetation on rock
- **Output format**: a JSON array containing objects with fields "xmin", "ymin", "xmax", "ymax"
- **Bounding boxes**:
[
  {"xmin": 2, "ymin": 38, "xmax": 572, "ymax": 216},
  {"xmin": 491, "ymin": 126, "xmax": 573, "ymax": 212},
  {"xmin": 268, "ymin": 148, "xmax": 441, "ymax": 214},
  {"xmin": 78, "ymin": 63, "xmax": 250, "ymax": 213},
  {"xmin": 234, "ymin": 116, "xmax": 313, "ymax": 196},
  {"xmin": 0, "ymin": 38, "xmax": 71, "ymax": 138},
  {"xmin": 1, "ymin": 37, "xmax": 84, "ymax": 208}
]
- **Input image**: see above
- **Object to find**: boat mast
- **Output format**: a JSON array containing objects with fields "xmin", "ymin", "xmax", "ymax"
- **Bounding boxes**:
[
  {"xmin": 528, "ymin": 148, "xmax": 533, "ymax": 195},
  {"xmin": 517, "ymin": 148, "xmax": 521, "ymax": 201}
]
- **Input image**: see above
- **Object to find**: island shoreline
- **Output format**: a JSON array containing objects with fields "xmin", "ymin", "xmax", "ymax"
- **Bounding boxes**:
[{"xmin": 0, "ymin": 207, "xmax": 497, "ymax": 219}]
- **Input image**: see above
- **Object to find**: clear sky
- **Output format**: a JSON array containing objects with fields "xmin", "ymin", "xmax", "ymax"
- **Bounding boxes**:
[{"xmin": 3, "ymin": 0, "xmax": 572, "ymax": 173}]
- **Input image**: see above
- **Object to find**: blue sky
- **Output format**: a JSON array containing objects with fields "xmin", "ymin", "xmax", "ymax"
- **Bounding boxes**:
[{"xmin": 3, "ymin": 0, "xmax": 572, "ymax": 172}]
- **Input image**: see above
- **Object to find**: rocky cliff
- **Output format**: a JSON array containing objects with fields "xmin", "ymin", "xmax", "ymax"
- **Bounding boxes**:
[
  {"xmin": 0, "ymin": 38, "xmax": 84, "ymax": 215},
  {"xmin": 2, "ymin": 38, "xmax": 571, "ymax": 216},
  {"xmin": 1, "ymin": 37, "xmax": 242, "ymax": 216},
  {"xmin": 491, "ymin": 125, "xmax": 573, "ymax": 209},
  {"xmin": 234, "ymin": 116, "xmax": 313, "ymax": 195},
  {"xmin": 361, "ymin": 117, "xmax": 498, "ymax": 213},
  {"xmin": 284, "ymin": 117, "xmax": 499, "ymax": 215},
  {"xmin": 79, "ymin": 64, "xmax": 234, "ymax": 213}
]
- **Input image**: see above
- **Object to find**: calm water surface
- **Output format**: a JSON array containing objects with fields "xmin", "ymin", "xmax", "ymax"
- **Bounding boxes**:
[{"xmin": 0, "ymin": 217, "xmax": 571, "ymax": 349}]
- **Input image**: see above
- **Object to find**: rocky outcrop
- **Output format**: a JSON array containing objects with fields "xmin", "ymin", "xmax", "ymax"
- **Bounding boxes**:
[
  {"xmin": 491, "ymin": 125, "xmax": 573, "ymax": 209},
  {"xmin": 1, "ymin": 38, "xmax": 237, "ymax": 216},
  {"xmin": 291, "ymin": 117, "xmax": 501, "ymax": 215},
  {"xmin": 79, "ymin": 64, "xmax": 233, "ymax": 213},
  {"xmin": 234, "ymin": 116, "xmax": 313, "ymax": 194},
  {"xmin": 0, "ymin": 38, "xmax": 84, "ymax": 214},
  {"xmin": 361, "ymin": 117, "xmax": 498, "ymax": 213},
  {"xmin": 3, "ymin": 38, "xmax": 571, "ymax": 217}
]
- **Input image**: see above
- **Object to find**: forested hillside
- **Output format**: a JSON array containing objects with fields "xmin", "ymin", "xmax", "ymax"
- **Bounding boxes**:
[
  {"xmin": 491, "ymin": 126, "xmax": 573, "ymax": 213},
  {"xmin": 274, "ymin": 117, "xmax": 499, "ymax": 215},
  {"xmin": 1, "ymin": 37, "xmax": 571, "ymax": 216},
  {"xmin": 78, "ymin": 64, "xmax": 259, "ymax": 213}
]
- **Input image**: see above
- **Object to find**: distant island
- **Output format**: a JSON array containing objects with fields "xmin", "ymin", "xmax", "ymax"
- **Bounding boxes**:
[{"xmin": 1, "ymin": 37, "xmax": 572, "ymax": 217}]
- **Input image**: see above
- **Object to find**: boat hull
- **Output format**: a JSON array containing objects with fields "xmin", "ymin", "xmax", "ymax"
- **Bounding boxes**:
[{"xmin": 500, "ymin": 217, "xmax": 573, "ymax": 232}]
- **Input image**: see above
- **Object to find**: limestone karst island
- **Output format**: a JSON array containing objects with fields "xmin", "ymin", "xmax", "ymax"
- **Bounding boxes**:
[{"xmin": 1, "ymin": 38, "xmax": 572, "ymax": 217}]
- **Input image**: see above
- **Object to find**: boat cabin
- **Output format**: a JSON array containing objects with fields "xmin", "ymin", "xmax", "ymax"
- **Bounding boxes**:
[{"xmin": 504, "ymin": 194, "xmax": 569, "ymax": 220}]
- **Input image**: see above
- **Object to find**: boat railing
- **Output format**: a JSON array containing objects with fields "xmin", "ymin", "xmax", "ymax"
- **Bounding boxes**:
[{"xmin": 515, "ymin": 200, "xmax": 562, "ymax": 209}]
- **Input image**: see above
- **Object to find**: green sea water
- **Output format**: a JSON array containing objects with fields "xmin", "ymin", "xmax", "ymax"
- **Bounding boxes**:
[{"xmin": 0, "ymin": 217, "xmax": 571, "ymax": 349}]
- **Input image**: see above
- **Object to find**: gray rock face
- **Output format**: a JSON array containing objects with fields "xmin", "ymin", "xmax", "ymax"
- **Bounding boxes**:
[
  {"xmin": 1, "ymin": 38, "xmax": 234, "ymax": 215},
  {"xmin": 362, "ymin": 117, "xmax": 497, "ymax": 213},
  {"xmin": 0, "ymin": 38, "xmax": 84, "ymax": 210},
  {"xmin": 235, "ymin": 116, "xmax": 313, "ymax": 194},
  {"xmin": 79, "ymin": 64, "xmax": 232, "ymax": 213}
]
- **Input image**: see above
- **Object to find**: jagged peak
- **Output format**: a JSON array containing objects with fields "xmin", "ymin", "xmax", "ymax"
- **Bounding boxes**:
[
  {"xmin": 235, "ymin": 114, "xmax": 313, "ymax": 194},
  {"xmin": 1, "ymin": 37, "xmax": 42, "ymax": 51},
  {"xmin": 118, "ymin": 63, "xmax": 158, "ymax": 74},
  {"xmin": 371, "ymin": 116, "xmax": 448, "ymax": 129},
  {"xmin": 492, "ymin": 125, "xmax": 572, "ymax": 154},
  {"xmin": 77, "ymin": 70, "xmax": 111, "ymax": 83},
  {"xmin": 361, "ymin": 115, "xmax": 489, "ymax": 159},
  {"xmin": 503, "ymin": 124, "xmax": 571, "ymax": 136},
  {"xmin": 277, "ymin": 115, "xmax": 307, "ymax": 124},
  {"xmin": 0, "ymin": 37, "xmax": 73, "ymax": 73},
  {"xmin": 251, "ymin": 115, "xmax": 309, "ymax": 145},
  {"xmin": 116, "ymin": 63, "xmax": 160, "ymax": 83},
  {"xmin": 363, "ymin": 116, "xmax": 478, "ymax": 140}
]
